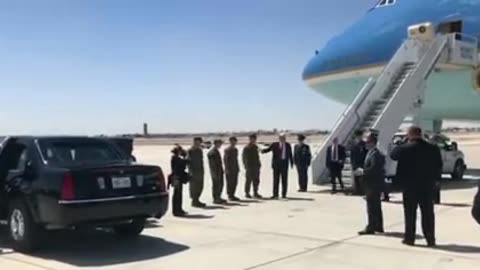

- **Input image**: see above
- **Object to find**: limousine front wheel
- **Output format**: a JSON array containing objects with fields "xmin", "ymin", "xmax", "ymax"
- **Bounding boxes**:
[{"xmin": 8, "ymin": 200, "xmax": 42, "ymax": 252}]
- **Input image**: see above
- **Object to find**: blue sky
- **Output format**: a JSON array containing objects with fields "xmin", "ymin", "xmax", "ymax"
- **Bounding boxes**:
[{"xmin": 0, "ymin": 0, "xmax": 375, "ymax": 135}]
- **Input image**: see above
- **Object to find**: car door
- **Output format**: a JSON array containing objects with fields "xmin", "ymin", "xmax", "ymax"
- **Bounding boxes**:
[{"xmin": 0, "ymin": 138, "xmax": 29, "ymax": 218}]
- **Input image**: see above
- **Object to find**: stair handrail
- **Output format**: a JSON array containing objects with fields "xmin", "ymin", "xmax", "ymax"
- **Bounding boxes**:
[
  {"xmin": 372, "ymin": 35, "xmax": 450, "ymax": 152},
  {"xmin": 313, "ymin": 77, "xmax": 376, "ymax": 156}
]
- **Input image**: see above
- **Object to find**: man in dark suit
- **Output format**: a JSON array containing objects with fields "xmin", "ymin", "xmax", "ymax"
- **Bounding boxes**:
[
  {"xmin": 326, "ymin": 137, "xmax": 347, "ymax": 194},
  {"xmin": 358, "ymin": 133, "xmax": 385, "ymax": 235},
  {"xmin": 294, "ymin": 134, "xmax": 312, "ymax": 192},
  {"xmin": 390, "ymin": 126, "xmax": 443, "ymax": 247},
  {"xmin": 262, "ymin": 133, "xmax": 293, "ymax": 199},
  {"xmin": 473, "ymin": 183, "xmax": 480, "ymax": 225},
  {"xmin": 350, "ymin": 130, "xmax": 367, "ymax": 195}
]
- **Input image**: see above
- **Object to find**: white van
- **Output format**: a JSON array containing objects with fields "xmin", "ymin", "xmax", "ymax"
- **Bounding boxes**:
[{"xmin": 385, "ymin": 133, "xmax": 466, "ymax": 181}]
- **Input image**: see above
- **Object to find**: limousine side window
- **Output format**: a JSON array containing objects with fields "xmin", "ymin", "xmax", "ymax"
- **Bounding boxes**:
[{"xmin": 0, "ymin": 141, "xmax": 28, "ymax": 181}]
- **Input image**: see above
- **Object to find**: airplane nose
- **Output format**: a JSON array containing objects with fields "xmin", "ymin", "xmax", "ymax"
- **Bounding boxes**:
[{"xmin": 303, "ymin": 11, "xmax": 404, "ymax": 82}]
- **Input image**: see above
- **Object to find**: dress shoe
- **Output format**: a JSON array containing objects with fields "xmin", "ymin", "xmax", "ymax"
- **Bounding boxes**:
[
  {"xmin": 229, "ymin": 196, "xmax": 240, "ymax": 202},
  {"xmin": 270, "ymin": 196, "xmax": 279, "ymax": 200},
  {"xmin": 213, "ymin": 199, "xmax": 227, "ymax": 205},
  {"xmin": 402, "ymin": 240, "xmax": 415, "ymax": 246},
  {"xmin": 427, "ymin": 240, "xmax": 436, "ymax": 247},
  {"xmin": 191, "ymin": 200, "xmax": 206, "ymax": 208},
  {"xmin": 245, "ymin": 193, "xmax": 252, "ymax": 199},
  {"xmin": 375, "ymin": 228, "xmax": 385, "ymax": 233},
  {"xmin": 173, "ymin": 211, "xmax": 187, "ymax": 217},
  {"xmin": 358, "ymin": 229, "xmax": 375, "ymax": 235},
  {"xmin": 253, "ymin": 193, "xmax": 263, "ymax": 199}
]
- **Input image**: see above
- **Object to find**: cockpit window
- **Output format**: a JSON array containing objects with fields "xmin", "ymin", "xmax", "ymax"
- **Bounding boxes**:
[{"xmin": 376, "ymin": 0, "xmax": 396, "ymax": 8}]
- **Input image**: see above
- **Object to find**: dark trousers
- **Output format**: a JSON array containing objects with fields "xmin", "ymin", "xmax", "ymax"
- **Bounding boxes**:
[
  {"xmin": 189, "ymin": 171, "xmax": 204, "ymax": 202},
  {"xmin": 353, "ymin": 175, "xmax": 364, "ymax": 195},
  {"xmin": 366, "ymin": 191, "xmax": 384, "ymax": 231},
  {"xmin": 172, "ymin": 184, "xmax": 184, "ymax": 215},
  {"xmin": 329, "ymin": 167, "xmax": 344, "ymax": 191},
  {"xmin": 273, "ymin": 163, "xmax": 289, "ymax": 198},
  {"xmin": 297, "ymin": 165, "xmax": 309, "ymax": 191},
  {"xmin": 211, "ymin": 174, "xmax": 224, "ymax": 201},
  {"xmin": 245, "ymin": 168, "xmax": 260, "ymax": 195},
  {"xmin": 403, "ymin": 191, "xmax": 436, "ymax": 243},
  {"xmin": 226, "ymin": 172, "xmax": 239, "ymax": 198}
]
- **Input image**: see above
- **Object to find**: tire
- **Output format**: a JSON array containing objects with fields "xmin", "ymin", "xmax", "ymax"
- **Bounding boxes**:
[
  {"xmin": 451, "ymin": 160, "xmax": 465, "ymax": 181},
  {"xmin": 8, "ymin": 200, "xmax": 42, "ymax": 252},
  {"xmin": 113, "ymin": 218, "xmax": 146, "ymax": 237}
]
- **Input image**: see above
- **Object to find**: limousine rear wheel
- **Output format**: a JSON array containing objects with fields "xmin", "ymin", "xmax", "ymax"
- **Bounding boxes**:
[
  {"xmin": 113, "ymin": 218, "xmax": 146, "ymax": 237},
  {"xmin": 8, "ymin": 200, "xmax": 41, "ymax": 252}
]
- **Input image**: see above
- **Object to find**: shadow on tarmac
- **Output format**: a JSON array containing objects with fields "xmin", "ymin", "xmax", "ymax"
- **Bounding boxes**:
[
  {"xmin": 0, "ymin": 228, "xmax": 189, "ymax": 267},
  {"xmin": 434, "ymin": 244, "xmax": 480, "ymax": 254},
  {"xmin": 176, "ymin": 214, "xmax": 214, "ymax": 219},
  {"xmin": 284, "ymin": 197, "xmax": 315, "ymax": 202},
  {"xmin": 381, "ymin": 231, "xmax": 424, "ymax": 240}
]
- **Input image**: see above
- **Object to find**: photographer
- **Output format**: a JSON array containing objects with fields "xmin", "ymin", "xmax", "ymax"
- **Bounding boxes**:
[
  {"xmin": 169, "ymin": 145, "xmax": 190, "ymax": 217},
  {"xmin": 390, "ymin": 126, "xmax": 442, "ymax": 247}
]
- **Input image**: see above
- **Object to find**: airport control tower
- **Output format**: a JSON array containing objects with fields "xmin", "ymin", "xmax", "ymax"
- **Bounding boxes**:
[{"xmin": 143, "ymin": 123, "xmax": 149, "ymax": 137}]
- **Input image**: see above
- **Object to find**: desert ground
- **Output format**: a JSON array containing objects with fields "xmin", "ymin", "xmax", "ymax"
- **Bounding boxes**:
[{"xmin": 1, "ymin": 133, "xmax": 480, "ymax": 270}]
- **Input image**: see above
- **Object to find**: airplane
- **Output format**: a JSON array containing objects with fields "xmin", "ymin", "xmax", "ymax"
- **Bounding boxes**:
[{"xmin": 302, "ymin": 0, "xmax": 480, "ymax": 132}]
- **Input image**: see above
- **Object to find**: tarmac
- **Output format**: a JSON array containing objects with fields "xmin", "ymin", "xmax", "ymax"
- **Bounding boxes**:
[{"xmin": 1, "ymin": 139, "xmax": 480, "ymax": 270}]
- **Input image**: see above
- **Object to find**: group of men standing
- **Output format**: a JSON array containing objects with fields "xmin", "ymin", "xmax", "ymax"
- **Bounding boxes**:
[
  {"xmin": 325, "ymin": 126, "xmax": 442, "ymax": 247},
  {"xmin": 186, "ymin": 133, "xmax": 312, "ymax": 207}
]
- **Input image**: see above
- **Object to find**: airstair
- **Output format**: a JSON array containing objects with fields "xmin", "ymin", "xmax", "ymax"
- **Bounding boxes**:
[{"xmin": 312, "ymin": 32, "xmax": 479, "ymax": 185}]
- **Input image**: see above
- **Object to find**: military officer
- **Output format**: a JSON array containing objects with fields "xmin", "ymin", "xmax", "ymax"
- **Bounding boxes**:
[
  {"xmin": 208, "ymin": 139, "xmax": 227, "ymax": 204},
  {"xmin": 188, "ymin": 137, "xmax": 206, "ymax": 208},
  {"xmin": 224, "ymin": 136, "xmax": 240, "ymax": 201},
  {"xmin": 242, "ymin": 134, "xmax": 263, "ymax": 199},
  {"xmin": 294, "ymin": 134, "xmax": 312, "ymax": 192}
]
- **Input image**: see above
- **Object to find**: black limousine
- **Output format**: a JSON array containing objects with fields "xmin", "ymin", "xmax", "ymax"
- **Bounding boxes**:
[{"xmin": 0, "ymin": 136, "xmax": 169, "ymax": 252}]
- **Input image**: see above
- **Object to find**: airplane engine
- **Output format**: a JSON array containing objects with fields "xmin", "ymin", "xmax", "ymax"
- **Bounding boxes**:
[{"xmin": 472, "ymin": 67, "xmax": 480, "ymax": 94}]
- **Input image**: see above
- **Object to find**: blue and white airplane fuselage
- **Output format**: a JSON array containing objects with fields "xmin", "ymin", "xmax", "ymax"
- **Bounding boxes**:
[{"xmin": 303, "ymin": 0, "xmax": 480, "ymax": 121}]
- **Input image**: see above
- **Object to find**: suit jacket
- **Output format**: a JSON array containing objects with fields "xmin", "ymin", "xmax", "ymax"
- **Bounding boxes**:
[
  {"xmin": 350, "ymin": 140, "xmax": 367, "ymax": 170},
  {"xmin": 390, "ymin": 139, "xmax": 443, "ymax": 193},
  {"xmin": 169, "ymin": 155, "xmax": 190, "ymax": 186},
  {"xmin": 473, "ymin": 184, "xmax": 480, "ymax": 225},
  {"xmin": 363, "ymin": 148, "xmax": 385, "ymax": 195},
  {"xmin": 262, "ymin": 142, "xmax": 293, "ymax": 169},
  {"xmin": 326, "ymin": 144, "xmax": 347, "ymax": 170},
  {"xmin": 294, "ymin": 143, "xmax": 312, "ymax": 167}
]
